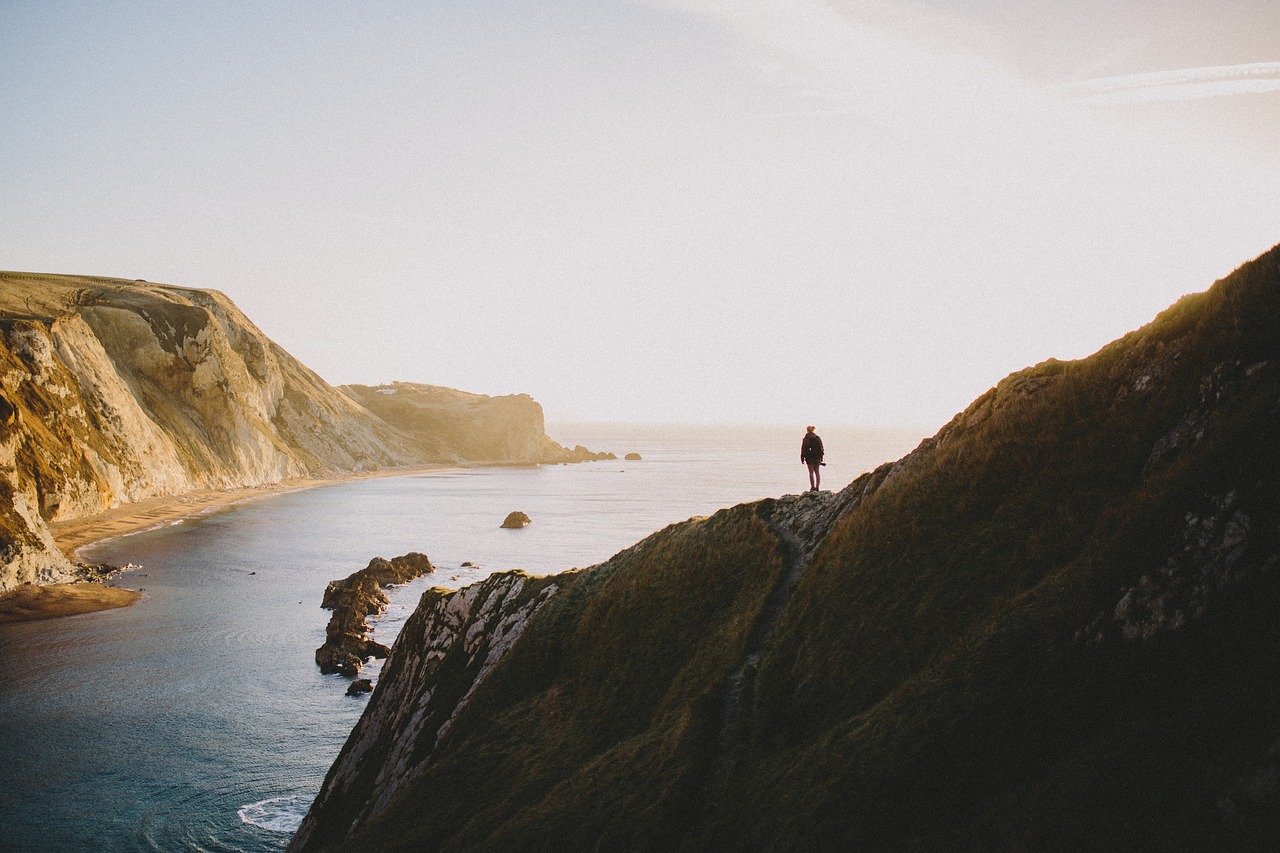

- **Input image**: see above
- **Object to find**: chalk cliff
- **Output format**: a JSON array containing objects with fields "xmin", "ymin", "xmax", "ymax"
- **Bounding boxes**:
[
  {"xmin": 341, "ymin": 382, "xmax": 614, "ymax": 464},
  {"xmin": 292, "ymin": 245, "xmax": 1280, "ymax": 851},
  {"xmin": 0, "ymin": 273, "xmax": 592, "ymax": 591}
]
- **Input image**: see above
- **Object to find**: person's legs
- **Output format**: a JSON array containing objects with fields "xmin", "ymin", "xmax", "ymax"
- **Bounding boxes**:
[{"xmin": 807, "ymin": 461, "xmax": 820, "ymax": 490}]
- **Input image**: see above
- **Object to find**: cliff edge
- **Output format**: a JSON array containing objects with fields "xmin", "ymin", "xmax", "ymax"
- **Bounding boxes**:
[
  {"xmin": 0, "ymin": 273, "xmax": 596, "ymax": 592},
  {"xmin": 341, "ymin": 382, "xmax": 614, "ymax": 464},
  {"xmin": 292, "ymin": 245, "xmax": 1280, "ymax": 851}
]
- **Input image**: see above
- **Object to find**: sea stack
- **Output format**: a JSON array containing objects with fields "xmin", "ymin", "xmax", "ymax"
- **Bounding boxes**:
[{"xmin": 315, "ymin": 552, "xmax": 434, "ymax": 677}]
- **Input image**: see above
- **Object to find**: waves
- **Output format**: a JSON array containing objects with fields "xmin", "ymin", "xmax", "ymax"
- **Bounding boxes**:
[{"xmin": 238, "ymin": 794, "xmax": 312, "ymax": 835}]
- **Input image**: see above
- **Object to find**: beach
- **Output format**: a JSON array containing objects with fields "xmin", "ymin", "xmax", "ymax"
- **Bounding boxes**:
[{"xmin": 1, "ymin": 466, "xmax": 456, "ymax": 624}]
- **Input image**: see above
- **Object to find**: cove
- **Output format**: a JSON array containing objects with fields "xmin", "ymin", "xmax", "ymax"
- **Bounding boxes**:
[{"xmin": 0, "ymin": 424, "xmax": 923, "ymax": 852}]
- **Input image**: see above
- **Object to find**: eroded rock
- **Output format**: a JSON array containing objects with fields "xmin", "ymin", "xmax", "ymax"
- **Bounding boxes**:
[
  {"xmin": 316, "ymin": 552, "xmax": 434, "ymax": 677},
  {"xmin": 500, "ymin": 511, "xmax": 531, "ymax": 529}
]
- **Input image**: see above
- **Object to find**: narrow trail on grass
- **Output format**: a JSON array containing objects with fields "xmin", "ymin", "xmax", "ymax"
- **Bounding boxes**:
[{"xmin": 713, "ymin": 490, "xmax": 841, "ymax": 780}]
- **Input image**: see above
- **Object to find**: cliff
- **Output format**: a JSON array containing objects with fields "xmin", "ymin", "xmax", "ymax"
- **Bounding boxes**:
[
  {"xmin": 0, "ymin": 273, "xmax": 594, "ymax": 592},
  {"xmin": 341, "ymin": 382, "xmax": 615, "ymax": 464},
  {"xmin": 291, "ymin": 244, "xmax": 1280, "ymax": 851}
]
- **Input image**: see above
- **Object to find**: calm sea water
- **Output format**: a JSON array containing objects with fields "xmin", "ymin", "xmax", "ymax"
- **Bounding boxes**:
[{"xmin": 0, "ymin": 423, "xmax": 925, "ymax": 852}]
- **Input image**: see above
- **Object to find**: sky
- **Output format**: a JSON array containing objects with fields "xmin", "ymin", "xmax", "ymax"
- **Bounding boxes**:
[{"xmin": 3, "ymin": 1, "xmax": 1278, "ymax": 430}]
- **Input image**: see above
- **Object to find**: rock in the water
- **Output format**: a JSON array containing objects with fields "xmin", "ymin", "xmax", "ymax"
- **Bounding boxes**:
[
  {"xmin": 501, "ymin": 511, "xmax": 532, "ymax": 529},
  {"xmin": 315, "ymin": 552, "xmax": 434, "ymax": 677},
  {"xmin": 346, "ymin": 678, "xmax": 374, "ymax": 696},
  {"xmin": 624, "ymin": 452, "xmax": 642, "ymax": 461},
  {"xmin": 562, "ymin": 444, "xmax": 617, "ymax": 463}
]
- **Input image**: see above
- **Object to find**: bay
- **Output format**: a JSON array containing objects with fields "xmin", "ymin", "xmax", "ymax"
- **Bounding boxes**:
[{"xmin": 0, "ymin": 423, "xmax": 925, "ymax": 852}]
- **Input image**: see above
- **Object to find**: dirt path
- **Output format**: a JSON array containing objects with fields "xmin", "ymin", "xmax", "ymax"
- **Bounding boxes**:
[{"xmin": 714, "ymin": 491, "xmax": 835, "ymax": 777}]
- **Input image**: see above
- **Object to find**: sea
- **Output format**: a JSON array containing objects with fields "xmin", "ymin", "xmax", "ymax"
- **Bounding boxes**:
[{"xmin": 0, "ymin": 423, "xmax": 926, "ymax": 852}]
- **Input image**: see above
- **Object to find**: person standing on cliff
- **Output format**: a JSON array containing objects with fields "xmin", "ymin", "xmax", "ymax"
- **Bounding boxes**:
[{"xmin": 801, "ymin": 425, "xmax": 824, "ymax": 491}]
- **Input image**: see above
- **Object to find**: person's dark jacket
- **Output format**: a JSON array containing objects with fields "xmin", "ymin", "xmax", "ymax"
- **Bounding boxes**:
[{"xmin": 801, "ymin": 431, "xmax": 824, "ymax": 464}]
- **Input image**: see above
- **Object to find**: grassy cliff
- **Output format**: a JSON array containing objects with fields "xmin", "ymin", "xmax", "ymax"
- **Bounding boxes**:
[{"xmin": 294, "ymin": 244, "xmax": 1280, "ymax": 851}]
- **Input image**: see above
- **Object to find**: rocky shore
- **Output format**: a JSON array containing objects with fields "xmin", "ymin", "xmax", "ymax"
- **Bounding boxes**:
[{"xmin": 316, "ymin": 553, "xmax": 436, "ymax": 677}]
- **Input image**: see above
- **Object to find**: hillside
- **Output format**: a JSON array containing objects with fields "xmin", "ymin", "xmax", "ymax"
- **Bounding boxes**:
[
  {"xmin": 291, "ymin": 244, "xmax": 1280, "ymax": 851},
  {"xmin": 0, "ymin": 274, "xmax": 587, "ymax": 591},
  {"xmin": 341, "ymin": 382, "xmax": 615, "ymax": 464}
]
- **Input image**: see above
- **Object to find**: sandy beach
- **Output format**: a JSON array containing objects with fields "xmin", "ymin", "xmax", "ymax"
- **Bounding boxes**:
[
  {"xmin": 0, "ymin": 583, "xmax": 143, "ymax": 624},
  {"xmin": 2, "ymin": 465, "xmax": 455, "ymax": 625}
]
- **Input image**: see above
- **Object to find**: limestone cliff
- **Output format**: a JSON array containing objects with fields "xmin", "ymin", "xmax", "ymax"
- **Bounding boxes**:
[
  {"xmin": 341, "ymin": 382, "xmax": 615, "ymax": 464},
  {"xmin": 0, "ymin": 273, "xmax": 594, "ymax": 592},
  {"xmin": 292, "ymin": 245, "xmax": 1280, "ymax": 851}
]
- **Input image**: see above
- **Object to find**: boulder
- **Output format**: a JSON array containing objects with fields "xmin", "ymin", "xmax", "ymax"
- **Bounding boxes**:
[
  {"xmin": 562, "ymin": 444, "xmax": 617, "ymax": 463},
  {"xmin": 346, "ymin": 679, "xmax": 374, "ymax": 696},
  {"xmin": 624, "ymin": 452, "xmax": 642, "ymax": 461},
  {"xmin": 501, "ymin": 511, "xmax": 532, "ymax": 529}
]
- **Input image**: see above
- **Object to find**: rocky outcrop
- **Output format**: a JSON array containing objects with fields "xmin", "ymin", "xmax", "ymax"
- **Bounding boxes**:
[
  {"xmin": 292, "ymin": 569, "xmax": 569, "ymax": 850},
  {"xmin": 341, "ymin": 382, "xmax": 613, "ymax": 464},
  {"xmin": 499, "ymin": 511, "xmax": 531, "ymax": 529},
  {"xmin": 293, "ymin": 245, "xmax": 1280, "ymax": 851},
  {"xmin": 561, "ymin": 444, "xmax": 617, "ymax": 463},
  {"xmin": 316, "ymin": 553, "xmax": 435, "ymax": 677}
]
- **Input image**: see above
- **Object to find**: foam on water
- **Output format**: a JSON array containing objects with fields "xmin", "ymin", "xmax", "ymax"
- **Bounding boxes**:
[{"xmin": 238, "ymin": 794, "xmax": 312, "ymax": 834}]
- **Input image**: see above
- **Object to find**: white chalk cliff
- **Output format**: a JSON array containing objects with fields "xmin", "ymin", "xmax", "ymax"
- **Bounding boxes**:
[{"xmin": 0, "ymin": 272, "xmax": 589, "ymax": 590}]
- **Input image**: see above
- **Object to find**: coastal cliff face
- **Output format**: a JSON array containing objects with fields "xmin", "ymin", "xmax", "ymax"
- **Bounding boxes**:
[
  {"xmin": 341, "ymin": 382, "xmax": 614, "ymax": 464},
  {"xmin": 0, "ymin": 273, "xmax": 589, "ymax": 591},
  {"xmin": 292, "ymin": 245, "xmax": 1280, "ymax": 851},
  {"xmin": 291, "ymin": 569, "xmax": 571, "ymax": 851}
]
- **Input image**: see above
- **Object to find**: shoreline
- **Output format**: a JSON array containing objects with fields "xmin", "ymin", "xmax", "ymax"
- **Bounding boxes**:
[
  {"xmin": 1, "ymin": 464, "xmax": 459, "ymax": 625},
  {"xmin": 52, "ymin": 463, "xmax": 460, "ymax": 560}
]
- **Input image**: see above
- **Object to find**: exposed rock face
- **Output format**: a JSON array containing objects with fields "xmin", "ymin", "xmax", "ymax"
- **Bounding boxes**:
[
  {"xmin": 291, "ymin": 570, "xmax": 568, "ymax": 850},
  {"xmin": 0, "ymin": 275, "xmax": 421, "ymax": 590},
  {"xmin": 316, "ymin": 553, "xmax": 435, "ymax": 677},
  {"xmin": 341, "ymin": 382, "xmax": 612, "ymax": 464},
  {"xmin": 0, "ymin": 274, "xmax": 604, "ymax": 592},
  {"xmin": 499, "ymin": 511, "xmax": 531, "ymax": 529},
  {"xmin": 293, "ymin": 245, "xmax": 1280, "ymax": 851}
]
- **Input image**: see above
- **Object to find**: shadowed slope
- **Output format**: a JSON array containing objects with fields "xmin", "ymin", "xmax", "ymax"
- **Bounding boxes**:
[{"xmin": 294, "ymin": 244, "xmax": 1280, "ymax": 851}]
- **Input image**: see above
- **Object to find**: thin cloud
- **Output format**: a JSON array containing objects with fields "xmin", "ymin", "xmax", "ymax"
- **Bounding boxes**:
[{"xmin": 1057, "ymin": 61, "xmax": 1280, "ymax": 104}]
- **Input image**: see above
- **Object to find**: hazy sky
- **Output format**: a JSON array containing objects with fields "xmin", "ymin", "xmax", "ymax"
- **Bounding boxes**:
[{"xmin": 4, "ymin": 1, "xmax": 1278, "ymax": 429}]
